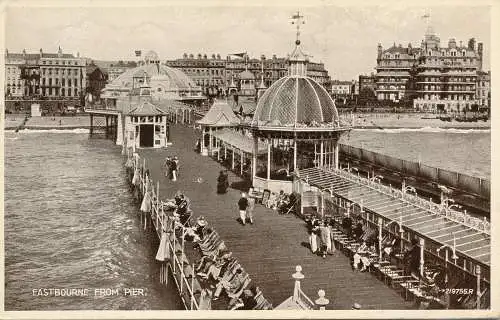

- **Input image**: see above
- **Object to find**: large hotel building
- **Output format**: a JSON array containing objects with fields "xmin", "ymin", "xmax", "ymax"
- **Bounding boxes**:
[
  {"xmin": 4, "ymin": 47, "xmax": 86, "ymax": 110},
  {"xmin": 376, "ymin": 25, "xmax": 486, "ymax": 112},
  {"xmin": 165, "ymin": 53, "xmax": 330, "ymax": 95}
]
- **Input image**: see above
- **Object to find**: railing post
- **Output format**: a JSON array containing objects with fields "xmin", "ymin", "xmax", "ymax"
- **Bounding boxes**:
[
  {"xmin": 378, "ymin": 218, "xmax": 383, "ymax": 262},
  {"xmin": 156, "ymin": 181, "xmax": 160, "ymax": 231},
  {"xmin": 475, "ymin": 265, "xmax": 481, "ymax": 309},
  {"xmin": 292, "ymin": 265, "xmax": 304, "ymax": 302},
  {"xmin": 315, "ymin": 289, "xmax": 329, "ymax": 310},
  {"xmin": 419, "ymin": 238, "xmax": 425, "ymax": 278}
]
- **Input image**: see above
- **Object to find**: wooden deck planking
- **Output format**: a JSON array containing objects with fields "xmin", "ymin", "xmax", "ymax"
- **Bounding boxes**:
[{"xmin": 138, "ymin": 125, "xmax": 412, "ymax": 310}]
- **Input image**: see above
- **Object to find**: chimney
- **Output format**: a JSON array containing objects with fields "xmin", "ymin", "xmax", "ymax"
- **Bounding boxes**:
[
  {"xmin": 377, "ymin": 43, "xmax": 382, "ymax": 57},
  {"xmin": 39, "ymin": 48, "xmax": 43, "ymax": 58},
  {"xmin": 468, "ymin": 38, "xmax": 476, "ymax": 50},
  {"xmin": 478, "ymin": 43, "xmax": 483, "ymax": 71},
  {"xmin": 5, "ymin": 48, "xmax": 8, "ymax": 56},
  {"xmin": 22, "ymin": 49, "xmax": 26, "ymax": 57}
]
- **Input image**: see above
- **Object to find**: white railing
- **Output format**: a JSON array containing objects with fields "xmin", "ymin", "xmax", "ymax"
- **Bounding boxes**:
[
  {"xmin": 321, "ymin": 167, "xmax": 490, "ymax": 235},
  {"xmin": 131, "ymin": 153, "xmax": 200, "ymax": 310}
]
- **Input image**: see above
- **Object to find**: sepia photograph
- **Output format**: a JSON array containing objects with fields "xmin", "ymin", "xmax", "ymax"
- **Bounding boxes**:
[{"xmin": 1, "ymin": 0, "xmax": 496, "ymax": 318}]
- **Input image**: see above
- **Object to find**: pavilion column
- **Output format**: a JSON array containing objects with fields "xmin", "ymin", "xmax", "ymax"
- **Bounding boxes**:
[
  {"xmin": 320, "ymin": 139, "xmax": 324, "ymax": 168},
  {"xmin": 252, "ymin": 135, "xmax": 258, "ymax": 179},
  {"xmin": 293, "ymin": 138, "xmax": 298, "ymax": 171},
  {"xmin": 232, "ymin": 149, "xmax": 235, "ymax": 170},
  {"xmin": 267, "ymin": 137, "xmax": 271, "ymax": 180},
  {"xmin": 334, "ymin": 141, "xmax": 339, "ymax": 170},
  {"xmin": 208, "ymin": 127, "xmax": 213, "ymax": 156},
  {"xmin": 240, "ymin": 150, "xmax": 244, "ymax": 176}
]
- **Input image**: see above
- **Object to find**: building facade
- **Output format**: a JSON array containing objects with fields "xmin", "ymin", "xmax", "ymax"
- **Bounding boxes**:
[
  {"xmin": 5, "ymin": 47, "xmax": 86, "ymax": 111},
  {"xmin": 476, "ymin": 70, "xmax": 490, "ymax": 108},
  {"xmin": 85, "ymin": 63, "xmax": 108, "ymax": 101},
  {"xmin": 376, "ymin": 25, "xmax": 485, "ymax": 112},
  {"xmin": 331, "ymin": 80, "xmax": 353, "ymax": 97},
  {"xmin": 165, "ymin": 53, "xmax": 331, "ymax": 95}
]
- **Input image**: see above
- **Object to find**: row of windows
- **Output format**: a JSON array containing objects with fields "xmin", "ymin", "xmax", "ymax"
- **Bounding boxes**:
[
  {"xmin": 41, "ymin": 59, "xmax": 80, "ymax": 66},
  {"xmin": 420, "ymin": 85, "xmax": 475, "ymax": 91},
  {"xmin": 420, "ymin": 77, "xmax": 475, "ymax": 82},
  {"xmin": 40, "ymin": 78, "xmax": 79, "ymax": 86},
  {"xmin": 41, "ymin": 87, "xmax": 79, "ymax": 96},
  {"xmin": 41, "ymin": 68, "xmax": 80, "ymax": 76}
]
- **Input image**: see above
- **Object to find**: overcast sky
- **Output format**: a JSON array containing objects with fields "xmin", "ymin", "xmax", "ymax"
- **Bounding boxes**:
[{"xmin": 4, "ymin": 1, "xmax": 491, "ymax": 80}]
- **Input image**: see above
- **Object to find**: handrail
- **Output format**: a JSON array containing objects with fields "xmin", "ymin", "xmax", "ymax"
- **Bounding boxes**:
[
  {"xmin": 326, "ymin": 167, "xmax": 490, "ymax": 235},
  {"xmin": 131, "ymin": 153, "xmax": 200, "ymax": 310}
]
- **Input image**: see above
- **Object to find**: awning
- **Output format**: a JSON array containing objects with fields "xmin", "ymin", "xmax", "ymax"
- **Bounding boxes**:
[
  {"xmin": 212, "ymin": 129, "xmax": 268, "ymax": 155},
  {"xmin": 298, "ymin": 167, "xmax": 490, "ymax": 266}
]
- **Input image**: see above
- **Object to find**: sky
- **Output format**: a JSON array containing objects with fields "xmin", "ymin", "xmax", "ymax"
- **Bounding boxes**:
[{"xmin": 3, "ymin": 1, "xmax": 491, "ymax": 80}]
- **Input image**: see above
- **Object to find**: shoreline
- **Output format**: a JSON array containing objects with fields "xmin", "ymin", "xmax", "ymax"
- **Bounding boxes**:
[{"xmin": 5, "ymin": 125, "xmax": 491, "ymax": 131}]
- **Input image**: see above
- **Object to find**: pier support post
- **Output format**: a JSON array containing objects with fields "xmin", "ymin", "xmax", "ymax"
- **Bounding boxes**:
[
  {"xmin": 315, "ymin": 289, "xmax": 329, "ymax": 310},
  {"xmin": 240, "ymin": 151, "xmax": 244, "ymax": 176}
]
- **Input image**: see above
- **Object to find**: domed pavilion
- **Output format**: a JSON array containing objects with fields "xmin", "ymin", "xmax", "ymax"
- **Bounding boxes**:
[{"xmin": 247, "ymin": 38, "xmax": 352, "ymax": 193}]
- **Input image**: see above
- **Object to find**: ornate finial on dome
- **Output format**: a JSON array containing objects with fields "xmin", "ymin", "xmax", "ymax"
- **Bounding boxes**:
[
  {"xmin": 291, "ymin": 11, "xmax": 305, "ymax": 45},
  {"xmin": 289, "ymin": 11, "xmax": 308, "ymax": 76}
]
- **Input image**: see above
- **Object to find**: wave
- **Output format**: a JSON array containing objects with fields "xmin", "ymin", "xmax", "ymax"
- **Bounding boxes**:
[
  {"xmin": 353, "ymin": 127, "xmax": 490, "ymax": 134},
  {"xmin": 16, "ymin": 128, "xmax": 90, "ymax": 134}
]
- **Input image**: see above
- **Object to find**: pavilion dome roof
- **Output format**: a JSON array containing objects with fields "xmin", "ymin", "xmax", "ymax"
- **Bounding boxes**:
[
  {"xmin": 251, "ymin": 75, "xmax": 340, "ymax": 128},
  {"xmin": 110, "ymin": 63, "xmax": 196, "ymax": 91}
]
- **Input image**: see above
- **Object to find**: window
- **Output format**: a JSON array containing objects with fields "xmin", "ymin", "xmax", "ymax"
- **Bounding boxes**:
[
  {"xmin": 62, "ymin": 79, "xmax": 65, "ymax": 86},
  {"xmin": 74, "ymin": 88, "xmax": 78, "ymax": 96},
  {"xmin": 68, "ymin": 79, "xmax": 71, "ymax": 87}
]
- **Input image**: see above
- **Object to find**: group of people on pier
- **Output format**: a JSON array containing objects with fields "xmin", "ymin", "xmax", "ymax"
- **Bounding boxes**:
[{"xmin": 160, "ymin": 191, "xmax": 272, "ymax": 310}]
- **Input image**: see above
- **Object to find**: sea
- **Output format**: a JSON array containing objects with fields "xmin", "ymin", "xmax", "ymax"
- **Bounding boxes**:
[
  {"xmin": 3, "ymin": 127, "xmax": 490, "ymax": 310},
  {"xmin": 4, "ymin": 130, "xmax": 182, "ymax": 310}
]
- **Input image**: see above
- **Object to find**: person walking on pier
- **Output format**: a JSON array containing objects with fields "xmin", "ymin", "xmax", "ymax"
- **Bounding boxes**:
[
  {"xmin": 163, "ymin": 156, "xmax": 171, "ymax": 178},
  {"xmin": 217, "ymin": 170, "xmax": 229, "ymax": 194},
  {"xmin": 171, "ymin": 156, "xmax": 179, "ymax": 181},
  {"xmin": 238, "ymin": 193, "xmax": 249, "ymax": 225},
  {"xmin": 246, "ymin": 195, "xmax": 255, "ymax": 224}
]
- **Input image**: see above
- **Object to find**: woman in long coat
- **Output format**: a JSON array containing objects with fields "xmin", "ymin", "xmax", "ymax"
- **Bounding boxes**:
[{"xmin": 217, "ymin": 170, "xmax": 229, "ymax": 194}]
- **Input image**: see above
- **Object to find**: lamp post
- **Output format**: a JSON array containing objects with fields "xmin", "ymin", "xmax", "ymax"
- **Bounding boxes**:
[
  {"xmin": 437, "ymin": 240, "xmax": 458, "ymax": 286},
  {"xmin": 370, "ymin": 175, "xmax": 383, "ymax": 184},
  {"xmin": 403, "ymin": 185, "xmax": 416, "ymax": 199}
]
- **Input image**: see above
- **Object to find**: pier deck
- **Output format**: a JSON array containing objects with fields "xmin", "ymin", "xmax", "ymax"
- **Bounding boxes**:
[{"xmin": 138, "ymin": 124, "xmax": 412, "ymax": 309}]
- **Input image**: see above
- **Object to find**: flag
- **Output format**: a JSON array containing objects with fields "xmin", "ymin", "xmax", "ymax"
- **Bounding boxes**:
[
  {"xmin": 135, "ymin": 50, "xmax": 142, "ymax": 57},
  {"xmin": 422, "ymin": 13, "xmax": 430, "ymax": 19}
]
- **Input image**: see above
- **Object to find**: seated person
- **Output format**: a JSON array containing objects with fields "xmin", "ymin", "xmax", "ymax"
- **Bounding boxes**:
[
  {"xmin": 184, "ymin": 216, "xmax": 208, "ymax": 242},
  {"xmin": 382, "ymin": 236, "xmax": 400, "ymax": 259},
  {"xmin": 197, "ymin": 251, "xmax": 233, "ymax": 281},
  {"xmin": 341, "ymin": 216, "xmax": 353, "ymax": 235},
  {"xmin": 213, "ymin": 268, "xmax": 247, "ymax": 300},
  {"xmin": 228, "ymin": 285, "xmax": 261, "ymax": 310},
  {"xmin": 352, "ymin": 219, "xmax": 364, "ymax": 240},
  {"xmin": 353, "ymin": 241, "xmax": 375, "ymax": 271}
]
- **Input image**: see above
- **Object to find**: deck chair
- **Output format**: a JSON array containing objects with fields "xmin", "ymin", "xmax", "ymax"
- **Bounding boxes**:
[{"xmin": 227, "ymin": 275, "xmax": 251, "ymax": 299}]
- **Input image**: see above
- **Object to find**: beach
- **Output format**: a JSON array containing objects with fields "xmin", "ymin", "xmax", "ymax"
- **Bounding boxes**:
[
  {"xmin": 342, "ymin": 113, "xmax": 491, "ymax": 129},
  {"xmin": 4, "ymin": 114, "xmax": 91, "ymax": 130}
]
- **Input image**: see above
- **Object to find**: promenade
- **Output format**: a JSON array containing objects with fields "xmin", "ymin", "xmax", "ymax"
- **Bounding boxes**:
[{"xmin": 138, "ymin": 124, "xmax": 412, "ymax": 309}]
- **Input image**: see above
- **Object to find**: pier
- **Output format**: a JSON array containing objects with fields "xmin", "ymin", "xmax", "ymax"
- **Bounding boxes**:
[{"xmin": 127, "ymin": 124, "xmax": 413, "ymax": 310}]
